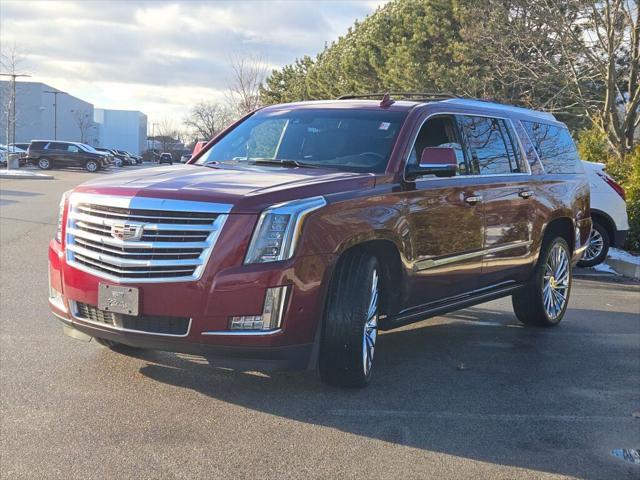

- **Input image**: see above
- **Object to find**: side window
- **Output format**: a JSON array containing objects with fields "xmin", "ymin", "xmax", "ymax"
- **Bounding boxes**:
[
  {"xmin": 67, "ymin": 145, "xmax": 79, "ymax": 153},
  {"xmin": 521, "ymin": 121, "xmax": 584, "ymax": 174},
  {"xmin": 459, "ymin": 116, "xmax": 520, "ymax": 175},
  {"xmin": 407, "ymin": 115, "xmax": 467, "ymax": 175}
]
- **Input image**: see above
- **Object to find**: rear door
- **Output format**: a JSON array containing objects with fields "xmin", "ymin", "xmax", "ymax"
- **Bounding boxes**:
[
  {"xmin": 402, "ymin": 114, "xmax": 484, "ymax": 307},
  {"xmin": 457, "ymin": 114, "xmax": 535, "ymax": 287}
]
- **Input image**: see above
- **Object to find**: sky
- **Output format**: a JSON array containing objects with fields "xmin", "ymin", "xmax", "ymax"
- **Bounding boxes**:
[{"xmin": 0, "ymin": 0, "xmax": 386, "ymax": 126}]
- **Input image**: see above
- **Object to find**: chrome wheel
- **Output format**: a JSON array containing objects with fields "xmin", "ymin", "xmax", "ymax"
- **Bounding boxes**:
[
  {"xmin": 38, "ymin": 158, "xmax": 50, "ymax": 169},
  {"xmin": 86, "ymin": 161, "xmax": 98, "ymax": 172},
  {"xmin": 582, "ymin": 227, "xmax": 604, "ymax": 262},
  {"xmin": 542, "ymin": 244, "xmax": 570, "ymax": 320},
  {"xmin": 362, "ymin": 269, "xmax": 379, "ymax": 376}
]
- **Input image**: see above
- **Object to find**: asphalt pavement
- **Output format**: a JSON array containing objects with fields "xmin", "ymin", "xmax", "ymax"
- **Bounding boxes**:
[{"xmin": 1, "ymin": 166, "xmax": 639, "ymax": 479}]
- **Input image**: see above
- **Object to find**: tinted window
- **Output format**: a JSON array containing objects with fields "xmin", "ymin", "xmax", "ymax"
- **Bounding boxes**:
[
  {"xmin": 46, "ymin": 142, "xmax": 67, "ymax": 150},
  {"xmin": 407, "ymin": 115, "xmax": 468, "ymax": 175},
  {"xmin": 67, "ymin": 145, "xmax": 79, "ymax": 153},
  {"xmin": 459, "ymin": 116, "xmax": 521, "ymax": 175},
  {"xmin": 521, "ymin": 121, "xmax": 584, "ymax": 174},
  {"xmin": 196, "ymin": 109, "xmax": 407, "ymax": 173}
]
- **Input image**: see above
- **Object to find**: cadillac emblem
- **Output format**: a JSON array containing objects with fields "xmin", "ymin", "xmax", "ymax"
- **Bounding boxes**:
[{"xmin": 110, "ymin": 223, "xmax": 144, "ymax": 241}]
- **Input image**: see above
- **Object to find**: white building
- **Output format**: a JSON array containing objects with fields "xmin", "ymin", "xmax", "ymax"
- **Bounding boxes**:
[
  {"xmin": 94, "ymin": 109, "xmax": 147, "ymax": 155},
  {"xmin": 0, "ymin": 81, "xmax": 147, "ymax": 153},
  {"xmin": 0, "ymin": 81, "xmax": 96, "ymax": 145}
]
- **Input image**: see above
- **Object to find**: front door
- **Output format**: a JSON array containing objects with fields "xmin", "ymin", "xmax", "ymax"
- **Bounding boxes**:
[{"xmin": 402, "ymin": 115, "xmax": 484, "ymax": 308}]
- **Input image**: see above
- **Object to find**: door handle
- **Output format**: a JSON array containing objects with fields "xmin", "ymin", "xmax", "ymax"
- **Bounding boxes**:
[
  {"xmin": 464, "ymin": 195, "xmax": 482, "ymax": 205},
  {"xmin": 519, "ymin": 190, "xmax": 534, "ymax": 199}
]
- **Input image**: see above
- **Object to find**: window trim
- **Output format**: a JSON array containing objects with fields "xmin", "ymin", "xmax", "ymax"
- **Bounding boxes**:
[{"xmin": 402, "ymin": 111, "xmax": 532, "ymax": 183}]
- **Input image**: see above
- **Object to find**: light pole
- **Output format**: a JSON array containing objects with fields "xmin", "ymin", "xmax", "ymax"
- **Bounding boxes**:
[
  {"xmin": 0, "ymin": 72, "xmax": 31, "ymax": 169},
  {"xmin": 43, "ymin": 90, "xmax": 67, "ymax": 140}
]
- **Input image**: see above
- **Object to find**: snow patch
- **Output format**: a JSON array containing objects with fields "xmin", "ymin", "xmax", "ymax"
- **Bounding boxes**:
[{"xmin": 608, "ymin": 248, "xmax": 640, "ymax": 265}]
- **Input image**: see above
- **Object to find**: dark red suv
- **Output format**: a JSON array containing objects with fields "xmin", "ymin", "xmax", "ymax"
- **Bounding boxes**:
[{"xmin": 49, "ymin": 94, "xmax": 591, "ymax": 387}]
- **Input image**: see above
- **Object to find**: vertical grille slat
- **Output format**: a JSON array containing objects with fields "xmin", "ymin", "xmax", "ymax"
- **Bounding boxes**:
[{"xmin": 65, "ymin": 194, "xmax": 229, "ymax": 282}]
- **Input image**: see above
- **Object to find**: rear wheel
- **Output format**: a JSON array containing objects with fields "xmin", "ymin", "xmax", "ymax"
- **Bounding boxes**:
[
  {"xmin": 85, "ymin": 159, "xmax": 99, "ymax": 172},
  {"xmin": 319, "ymin": 252, "xmax": 380, "ymax": 388},
  {"xmin": 512, "ymin": 237, "xmax": 572, "ymax": 327},
  {"xmin": 577, "ymin": 221, "xmax": 610, "ymax": 267},
  {"xmin": 37, "ymin": 157, "xmax": 51, "ymax": 170}
]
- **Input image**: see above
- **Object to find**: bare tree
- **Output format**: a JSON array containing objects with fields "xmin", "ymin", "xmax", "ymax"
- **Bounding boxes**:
[
  {"xmin": 183, "ymin": 101, "xmax": 234, "ymax": 141},
  {"xmin": 155, "ymin": 118, "xmax": 180, "ymax": 152},
  {"xmin": 0, "ymin": 44, "xmax": 27, "ymax": 151},
  {"xmin": 228, "ymin": 54, "xmax": 269, "ymax": 115},
  {"xmin": 467, "ymin": 0, "xmax": 639, "ymax": 156},
  {"xmin": 72, "ymin": 110, "xmax": 94, "ymax": 143}
]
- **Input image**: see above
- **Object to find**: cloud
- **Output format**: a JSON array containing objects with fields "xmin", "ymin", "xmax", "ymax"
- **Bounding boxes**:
[{"xmin": 0, "ymin": 1, "xmax": 386, "ymax": 121}]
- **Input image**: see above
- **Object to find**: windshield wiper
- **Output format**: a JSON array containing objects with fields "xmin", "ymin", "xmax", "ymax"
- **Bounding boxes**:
[{"xmin": 251, "ymin": 158, "xmax": 321, "ymax": 169}]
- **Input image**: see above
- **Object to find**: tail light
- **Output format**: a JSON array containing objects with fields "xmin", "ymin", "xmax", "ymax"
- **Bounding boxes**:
[{"xmin": 597, "ymin": 171, "xmax": 625, "ymax": 200}]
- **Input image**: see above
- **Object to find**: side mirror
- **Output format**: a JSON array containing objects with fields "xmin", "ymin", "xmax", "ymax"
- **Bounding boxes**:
[{"xmin": 406, "ymin": 147, "xmax": 458, "ymax": 180}]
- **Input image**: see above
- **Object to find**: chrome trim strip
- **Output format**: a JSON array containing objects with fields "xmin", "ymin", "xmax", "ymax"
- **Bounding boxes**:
[
  {"xmin": 69, "ymin": 301, "xmax": 192, "ymax": 338},
  {"xmin": 68, "ymin": 193, "xmax": 233, "ymax": 214},
  {"xmin": 414, "ymin": 240, "xmax": 533, "ymax": 271},
  {"xmin": 201, "ymin": 329, "xmax": 282, "ymax": 336}
]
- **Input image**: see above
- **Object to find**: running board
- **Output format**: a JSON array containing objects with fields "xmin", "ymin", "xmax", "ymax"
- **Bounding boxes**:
[{"xmin": 380, "ymin": 283, "xmax": 525, "ymax": 331}]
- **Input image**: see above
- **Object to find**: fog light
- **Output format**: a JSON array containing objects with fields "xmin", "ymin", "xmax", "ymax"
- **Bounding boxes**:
[
  {"xmin": 229, "ymin": 286, "xmax": 289, "ymax": 331},
  {"xmin": 48, "ymin": 278, "xmax": 66, "ymax": 312}
]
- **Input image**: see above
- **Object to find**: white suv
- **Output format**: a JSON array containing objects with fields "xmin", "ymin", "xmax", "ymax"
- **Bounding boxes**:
[{"xmin": 579, "ymin": 161, "xmax": 629, "ymax": 267}]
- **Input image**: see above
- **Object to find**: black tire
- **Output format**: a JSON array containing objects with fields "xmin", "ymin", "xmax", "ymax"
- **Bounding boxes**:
[
  {"xmin": 37, "ymin": 157, "xmax": 51, "ymax": 170},
  {"xmin": 512, "ymin": 237, "xmax": 572, "ymax": 327},
  {"xmin": 319, "ymin": 252, "xmax": 380, "ymax": 388},
  {"xmin": 577, "ymin": 221, "xmax": 610, "ymax": 267},
  {"xmin": 85, "ymin": 159, "xmax": 99, "ymax": 172}
]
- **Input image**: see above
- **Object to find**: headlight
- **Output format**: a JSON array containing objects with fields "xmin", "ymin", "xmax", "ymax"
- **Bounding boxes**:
[
  {"xmin": 245, "ymin": 196, "xmax": 326, "ymax": 264},
  {"xmin": 55, "ymin": 190, "xmax": 72, "ymax": 243}
]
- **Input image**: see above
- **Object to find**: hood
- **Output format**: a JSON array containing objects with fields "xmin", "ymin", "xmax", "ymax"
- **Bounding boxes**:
[{"xmin": 75, "ymin": 164, "xmax": 375, "ymax": 213}]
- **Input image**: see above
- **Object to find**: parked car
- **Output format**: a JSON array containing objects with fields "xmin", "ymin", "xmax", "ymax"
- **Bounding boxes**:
[
  {"xmin": 121, "ymin": 151, "xmax": 143, "ymax": 164},
  {"xmin": 28, "ymin": 140, "xmax": 113, "ymax": 171},
  {"xmin": 9, "ymin": 142, "xmax": 31, "ymax": 151},
  {"xmin": 577, "ymin": 161, "xmax": 629, "ymax": 267},
  {"xmin": 49, "ymin": 94, "xmax": 591, "ymax": 388},
  {"xmin": 0, "ymin": 144, "xmax": 28, "ymax": 166},
  {"xmin": 180, "ymin": 153, "xmax": 192, "ymax": 163},
  {"xmin": 95, "ymin": 147, "xmax": 134, "ymax": 166},
  {"xmin": 158, "ymin": 152, "xmax": 173, "ymax": 164}
]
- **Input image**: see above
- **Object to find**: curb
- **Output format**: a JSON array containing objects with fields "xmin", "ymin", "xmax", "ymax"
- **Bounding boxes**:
[
  {"xmin": 606, "ymin": 258, "xmax": 640, "ymax": 280},
  {"xmin": 0, "ymin": 172, "xmax": 54, "ymax": 180}
]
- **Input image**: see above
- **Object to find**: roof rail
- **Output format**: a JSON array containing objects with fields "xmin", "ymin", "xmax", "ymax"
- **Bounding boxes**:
[{"xmin": 337, "ymin": 92, "xmax": 458, "ymax": 102}]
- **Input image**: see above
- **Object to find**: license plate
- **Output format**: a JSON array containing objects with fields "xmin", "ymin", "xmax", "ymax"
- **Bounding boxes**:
[{"xmin": 98, "ymin": 284, "xmax": 139, "ymax": 316}]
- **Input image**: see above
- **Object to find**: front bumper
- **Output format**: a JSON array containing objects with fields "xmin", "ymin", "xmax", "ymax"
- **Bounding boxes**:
[{"xmin": 49, "ymin": 237, "xmax": 335, "ymax": 371}]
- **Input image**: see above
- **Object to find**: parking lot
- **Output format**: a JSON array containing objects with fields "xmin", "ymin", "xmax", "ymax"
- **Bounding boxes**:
[{"xmin": 1, "ymin": 168, "xmax": 639, "ymax": 480}]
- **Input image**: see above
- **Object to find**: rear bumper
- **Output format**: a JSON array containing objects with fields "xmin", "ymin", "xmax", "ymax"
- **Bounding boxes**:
[{"xmin": 613, "ymin": 229, "xmax": 628, "ymax": 249}]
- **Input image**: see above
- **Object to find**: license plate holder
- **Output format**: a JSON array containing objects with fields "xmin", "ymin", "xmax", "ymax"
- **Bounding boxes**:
[{"xmin": 98, "ymin": 284, "xmax": 139, "ymax": 316}]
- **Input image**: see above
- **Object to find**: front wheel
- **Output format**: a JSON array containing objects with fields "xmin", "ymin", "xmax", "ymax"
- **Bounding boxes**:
[
  {"xmin": 577, "ymin": 221, "xmax": 610, "ymax": 267},
  {"xmin": 512, "ymin": 237, "xmax": 572, "ymax": 327},
  {"xmin": 319, "ymin": 252, "xmax": 380, "ymax": 388}
]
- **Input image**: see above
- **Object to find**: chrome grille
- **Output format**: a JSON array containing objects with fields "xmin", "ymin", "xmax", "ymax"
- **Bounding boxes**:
[{"xmin": 65, "ymin": 193, "xmax": 231, "ymax": 282}]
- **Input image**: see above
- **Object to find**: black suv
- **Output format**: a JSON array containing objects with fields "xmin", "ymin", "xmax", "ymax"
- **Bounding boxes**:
[{"xmin": 28, "ymin": 141, "xmax": 113, "ymax": 172}]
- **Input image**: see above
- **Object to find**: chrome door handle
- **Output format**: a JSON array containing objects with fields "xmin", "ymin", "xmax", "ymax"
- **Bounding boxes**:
[
  {"xmin": 519, "ymin": 190, "xmax": 534, "ymax": 199},
  {"xmin": 464, "ymin": 195, "xmax": 482, "ymax": 205}
]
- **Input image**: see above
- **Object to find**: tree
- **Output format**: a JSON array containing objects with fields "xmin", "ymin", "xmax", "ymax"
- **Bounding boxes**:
[
  {"xmin": 183, "ymin": 101, "xmax": 233, "ymax": 141},
  {"xmin": 462, "ymin": 0, "xmax": 639, "ymax": 156},
  {"xmin": 228, "ymin": 54, "xmax": 269, "ymax": 115},
  {"xmin": 72, "ymin": 109, "xmax": 94, "ymax": 143},
  {"xmin": 155, "ymin": 119, "xmax": 180, "ymax": 152}
]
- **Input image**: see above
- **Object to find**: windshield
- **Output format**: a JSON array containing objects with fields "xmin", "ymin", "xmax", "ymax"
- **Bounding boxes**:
[
  {"xmin": 77, "ymin": 143, "xmax": 99, "ymax": 153},
  {"xmin": 195, "ymin": 108, "xmax": 407, "ymax": 173}
]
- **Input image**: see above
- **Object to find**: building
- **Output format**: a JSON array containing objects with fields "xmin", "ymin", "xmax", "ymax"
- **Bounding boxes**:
[
  {"xmin": 0, "ymin": 81, "xmax": 96, "ymax": 145},
  {"xmin": 94, "ymin": 109, "xmax": 147, "ymax": 155},
  {"xmin": 0, "ymin": 81, "xmax": 147, "ymax": 153}
]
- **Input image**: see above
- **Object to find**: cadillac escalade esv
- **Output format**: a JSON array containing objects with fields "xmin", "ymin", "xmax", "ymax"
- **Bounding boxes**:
[{"xmin": 49, "ymin": 94, "xmax": 591, "ymax": 387}]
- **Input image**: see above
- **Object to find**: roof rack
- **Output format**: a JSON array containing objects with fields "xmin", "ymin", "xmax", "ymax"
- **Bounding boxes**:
[{"xmin": 337, "ymin": 92, "xmax": 458, "ymax": 102}]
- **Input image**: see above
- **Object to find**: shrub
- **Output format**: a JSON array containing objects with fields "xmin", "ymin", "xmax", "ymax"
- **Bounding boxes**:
[{"xmin": 623, "ymin": 147, "xmax": 640, "ymax": 252}]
